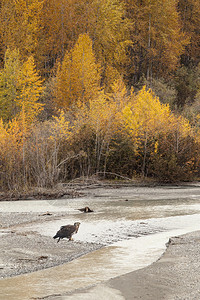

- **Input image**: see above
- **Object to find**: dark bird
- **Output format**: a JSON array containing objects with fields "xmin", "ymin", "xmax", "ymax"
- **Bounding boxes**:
[
  {"xmin": 78, "ymin": 206, "xmax": 93, "ymax": 213},
  {"xmin": 53, "ymin": 222, "xmax": 80, "ymax": 242}
]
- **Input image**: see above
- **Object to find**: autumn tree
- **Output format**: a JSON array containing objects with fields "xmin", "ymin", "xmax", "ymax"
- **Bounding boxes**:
[
  {"xmin": 0, "ymin": 50, "xmax": 45, "ymax": 188},
  {"xmin": 120, "ymin": 86, "xmax": 170, "ymax": 175},
  {"xmin": 86, "ymin": 0, "xmax": 131, "ymax": 88},
  {"xmin": 174, "ymin": 64, "xmax": 200, "ymax": 108},
  {"xmin": 178, "ymin": 0, "xmax": 200, "ymax": 65},
  {"xmin": 16, "ymin": 56, "xmax": 44, "ymax": 123},
  {"xmin": 37, "ymin": 0, "xmax": 91, "ymax": 76},
  {"xmin": 1, "ymin": 0, "xmax": 200, "ymax": 190},
  {"xmin": 0, "ymin": 0, "xmax": 44, "ymax": 60},
  {"xmin": 0, "ymin": 116, "xmax": 25, "ymax": 189},
  {"xmin": 0, "ymin": 49, "xmax": 44, "ymax": 123},
  {"xmin": 0, "ymin": 48, "xmax": 21, "ymax": 121},
  {"xmin": 37, "ymin": 0, "xmax": 130, "ymax": 80},
  {"xmin": 149, "ymin": 113, "xmax": 199, "ymax": 181},
  {"xmin": 54, "ymin": 33, "xmax": 101, "ymax": 109},
  {"xmin": 125, "ymin": 0, "xmax": 188, "ymax": 83},
  {"xmin": 118, "ymin": 86, "xmax": 199, "ymax": 180},
  {"xmin": 68, "ymin": 78, "xmax": 130, "ymax": 177}
]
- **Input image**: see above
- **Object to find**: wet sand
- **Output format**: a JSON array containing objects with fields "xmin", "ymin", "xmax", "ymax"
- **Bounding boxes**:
[
  {"xmin": 58, "ymin": 230, "xmax": 200, "ymax": 300},
  {"xmin": 109, "ymin": 231, "xmax": 200, "ymax": 299}
]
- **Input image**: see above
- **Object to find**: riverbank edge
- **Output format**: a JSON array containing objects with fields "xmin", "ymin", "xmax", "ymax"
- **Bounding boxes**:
[
  {"xmin": 1, "ymin": 179, "xmax": 199, "ymax": 201},
  {"xmin": 55, "ymin": 230, "xmax": 200, "ymax": 300}
]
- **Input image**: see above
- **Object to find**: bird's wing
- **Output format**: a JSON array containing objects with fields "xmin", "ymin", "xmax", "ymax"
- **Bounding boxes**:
[
  {"xmin": 60, "ymin": 225, "xmax": 67, "ymax": 229},
  {"xmin": 60, "ymin": 225, "xmax": 76, "ymax": 234},
  {"xmin": 78, "ymin": 208, "xmax": 85, "ymax": 212},
  {"xmin": 60, "ymin": 225, "xmax": 73, "ymax": 230}
]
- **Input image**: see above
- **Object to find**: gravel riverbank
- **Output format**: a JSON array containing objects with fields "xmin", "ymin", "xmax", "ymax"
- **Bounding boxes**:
[
  {"xmin": 0, "ymin": 183, "xmax": 199, "ymax": 299},
  {"xmin": 1, "ymin": 211, "xmax": 200, "ymax": 299},
  {"xmin": 0, "ymin": 212, "xmax": 102, "ymax": 279}
]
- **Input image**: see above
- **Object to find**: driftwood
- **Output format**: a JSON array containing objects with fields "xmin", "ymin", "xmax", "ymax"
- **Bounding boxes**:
[
  {"xmin": 39, "ymin": 212, "xmax": 52, "ymax": 216},
  {"xmin": 78, "ymin": 206, "xmax": 94, "ymax": 213}
]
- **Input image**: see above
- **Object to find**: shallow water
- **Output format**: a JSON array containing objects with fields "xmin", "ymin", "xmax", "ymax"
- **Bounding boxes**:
[{"xmin": 0, "ymin": 185, "xmax": 200, "ymax": 299}]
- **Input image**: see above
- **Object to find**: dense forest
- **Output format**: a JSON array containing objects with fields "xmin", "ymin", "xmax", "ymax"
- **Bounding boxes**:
[{"xmin": 0, "ymin": 0, "xmax": 200, "ymax": 191}]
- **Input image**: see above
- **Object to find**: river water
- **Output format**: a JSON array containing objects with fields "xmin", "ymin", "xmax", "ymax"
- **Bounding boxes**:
[{"xmin": 0, "ymin": 185, "xmax": 200, "ymax": 299}]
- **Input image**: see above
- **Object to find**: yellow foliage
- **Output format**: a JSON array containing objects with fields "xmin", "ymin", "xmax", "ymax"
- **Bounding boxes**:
[
  {"xmin": 0, "ymin": 48, "xmax": 21, "ymax": 121},
  {"xmin": 7, "ymin": 118, "xmax": 23, "ymax": 149},
  {"xmin": 89, "ymin": 0, "xmax": 131, "ymax": 69},
  {"xmin": 0, "ymin": 49, "xmax": 44, "ymax": 124},
  {"xmin": 122, "ymin": 86, "xmax": 170, "ymax": 141},
  {"xmin": 133, "ymin": 86, "xmax": 171, "ymax": 131},
  {"xmin": 0, "ymin": 118, "xmax": 23, "ymax": 172},
  {"xmin": 103, "ymin": 65, "xmax": 121, "ymax": 92},
  {"xmin": 16, "ymin": 56, "xmax": 44, "ymax": 123},
  {"xmin": 54, "ymin": 33, "xmax": 101, "ymax": 109},
  {"xmin": 154, "ymin": 141, "xmax": 159, "ymax": 154},
  {"xmin": 120, "ymin": 86, "xmax": 194, "ymax": 151},
  {"xmin": 71, "ymin": 88, "xmax": 122, "ymax": 154},
  {"xmin": 89, "ymin": 91, "xmax": 117, "ymax": 135},
  {"xmin": 0, "ymin": 119, "xmax": 8, "ymax": 149},
  {"xmin": 52, "ymin": 110, "xmax": 72, "ymax": 140},
  {"xmin": 0, "ymin": 0, "xmax": 44, "ymax": 58}
]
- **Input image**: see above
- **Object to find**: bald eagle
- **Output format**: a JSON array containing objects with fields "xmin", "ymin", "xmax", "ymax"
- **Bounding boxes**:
[{"xmin": 53, "ymin": 222, "xmax": 80, "ymax": 242}]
